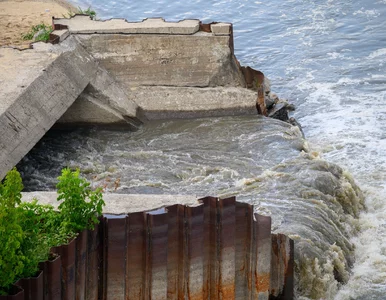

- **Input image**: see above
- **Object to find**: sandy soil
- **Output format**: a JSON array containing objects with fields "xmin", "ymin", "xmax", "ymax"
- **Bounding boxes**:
[{"xmin": 0, "ymin": 0, "xmax": 75, "ymax": 49}]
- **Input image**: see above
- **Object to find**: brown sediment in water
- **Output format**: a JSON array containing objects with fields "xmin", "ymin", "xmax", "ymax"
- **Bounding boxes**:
[{"xmin": 0, "ymin": 0, "xmax": 75, "ymax": 49}]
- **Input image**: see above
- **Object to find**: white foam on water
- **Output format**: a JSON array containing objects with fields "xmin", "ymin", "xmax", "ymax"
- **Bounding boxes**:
[{"xmin": 368, "ymin": 48, "xmax": 386, "ymax": 59}]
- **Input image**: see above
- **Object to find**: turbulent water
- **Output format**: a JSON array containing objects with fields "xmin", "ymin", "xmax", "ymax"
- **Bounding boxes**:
[{"xmin": 18, "ymin": 0, "xmax": 386, "ymax": 298}]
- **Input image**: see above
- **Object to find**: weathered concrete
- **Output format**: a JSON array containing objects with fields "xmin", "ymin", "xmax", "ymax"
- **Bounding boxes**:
[
  {"xmin": 0, "ymin": 38, "xmax": 98, "ymax": 180},
  {"xmin": 130, "ymin": 86, "xmax": 259, "ymax": 120},
  {"xmin": 57, "ymin": 67, "xmax": 144, "ymax": 128},
  {"xmin": 0, "ymin": 17, "xmax": 270, "ymax": 178},
  {"xmin": 22, "ymin": 192, "xmax": 199, "ymax": 214},
  {"xmin": 53, "ymin": 16, "xmax": 200, "ymax": 35},
  {"xmin": 75, "ymin": 33, "xmax": 245, "ymax": 88}
]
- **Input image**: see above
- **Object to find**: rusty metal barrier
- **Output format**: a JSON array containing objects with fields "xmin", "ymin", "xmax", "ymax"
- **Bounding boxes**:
[{"xmin": 3, "ymin": 196, "xmax": 294, "ymax": 299}]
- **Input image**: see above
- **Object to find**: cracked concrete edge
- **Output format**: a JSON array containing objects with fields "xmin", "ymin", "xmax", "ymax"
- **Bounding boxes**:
[
  {"xmin": 22, "ymin": 192, "xmax": 201, "ymax": 214},
  {"xmin": 0, "ymin": 37, "xmax": 98, "ymax": 180},
  {"xmin": 127, "ymin": 86, "xmax": 259, "ymax": 120},
  {"xmin": 53, "ymin": 15, "xmax": 201, "ymax": 35}
]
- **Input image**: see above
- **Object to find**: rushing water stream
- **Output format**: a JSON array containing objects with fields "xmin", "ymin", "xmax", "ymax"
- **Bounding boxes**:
[{"xmin": 18, "ymin": 0, "xmax": 386, "ymax": 299}]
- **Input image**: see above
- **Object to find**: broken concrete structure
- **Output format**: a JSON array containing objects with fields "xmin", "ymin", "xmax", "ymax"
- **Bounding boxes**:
[{"xmin": 0, "ymin": 16, "xmax": 270, "ymax": 180}]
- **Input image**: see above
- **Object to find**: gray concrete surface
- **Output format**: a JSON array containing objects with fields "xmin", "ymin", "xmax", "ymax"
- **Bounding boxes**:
[
  {"xmin": 58, "ymin": 66, "xmax": 144, "ymax": 128},
  {"xmin": 22, "ymin": 192, "xmax": 200, "ymax": 214},
  {"xmin": 53, "ymin": 16, "xmax": 200, "ymax": 35},
  {"xmin": 76, "ymin": 33, "xmax": 245, "ymax": 88},
  {"xmin": 0, "ymin": 37, "xmax": 98, "ymax": 180},
  {"xmin": 1, "ymin": 18, "xmax": 263, "ymax": 179},
  {"xmin": 130, "ymin": 86, "xmax": 258, "ymax": 120}
]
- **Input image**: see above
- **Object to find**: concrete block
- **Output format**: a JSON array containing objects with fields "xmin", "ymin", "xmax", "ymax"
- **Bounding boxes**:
[
  {"xmin": 211, "ymin": 23, "xmax": 232, "ymax": 35},
  {"xmin": 128, "ymin": 86, "xmax": 258, "ymax": 120},
  {"xmin": 57, "ymin": 66, "xmax": 145, "ymax": 128},
  {"xmin": 76, "ymin": 34, "xmax": 245, "ymax": 88},
  {"xmin": 0, "ymin": 37, "xmax": 98, "ymax": 180},
  {"xmin": 53, "ymin": 16, "xmax": 200, "ymax": 35},
  {"xmin": 50, "ymin": 29, "xmax": 70, "ymax": 43}
]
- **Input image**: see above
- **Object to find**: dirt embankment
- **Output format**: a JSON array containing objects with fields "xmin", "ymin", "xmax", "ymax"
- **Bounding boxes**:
[{"xmin": 0, "ymin": 0, "xmax": 75, "ymax": 49}]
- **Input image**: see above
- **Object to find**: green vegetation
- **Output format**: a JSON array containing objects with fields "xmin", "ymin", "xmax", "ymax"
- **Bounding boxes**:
[
  {"xmin": 57, "ymin": 168, "xmax": 104, "ymax": 233},
  {"xmin": 21, "ymin": 23, "xmax": 53, "ymax": 42},
  {"xmin": 64, "ymin": 6, "xmax": 97, "ymax": 20},
  {"xmin": 0, "ymin": 168, "xmax": 104, "ymax": 295}
]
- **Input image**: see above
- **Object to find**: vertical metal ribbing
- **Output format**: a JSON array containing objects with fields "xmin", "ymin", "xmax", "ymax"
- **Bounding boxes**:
[
  {"xmin": 104, "ymin": 216, "xmax": 127, "ymax": 300},
  {"xmin": 201, "ymin": 196, "xmax": 217, "ymax": 300},
  {"xmin": 270, "ymin": 234, "xmax": 294, "ymax": 300},
  {"xmin": 165, "ymin": 205, "xmax": 184, "ymax": 300},
  {"xmin": 126, "ymin": 212, "xmax": 147, "ymax": 300},
  {"xmin": 184, "ymin": 205, "xmax": 204, "ymax": 300},
  {"xmin": 15, "ymin": 270, "xmax": 44, "ymax": 300},
  {"xmin": 217, "ymin": 197, "xmax": 236, "ymax": 299},
  {"xmin": 53, "ymin": 238, "xmax": 76, "ymax": 300},
  {"xmin": 75, "ymin": 229, "xmax": 87, "ymax": 300},
  {"xmin": 252, "ymin": 214, "xmax": 272, "ymax": 300},
  {"xmin": 145, "ymin": 211, "xmax": 168, "ymax": 300},
  {"xmin": 234, "ymin": 202, "xmax": 253, "ymax": 300},
  {"xmin": 85, "ymin": 222, "xmax": 102, "ymax": 300},
  {"xmin": 39, "ymin": 255, "xmax": 61, "ymax": 300}
]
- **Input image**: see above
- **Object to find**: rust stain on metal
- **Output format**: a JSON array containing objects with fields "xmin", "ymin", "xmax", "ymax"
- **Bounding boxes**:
[
  {"xmin": 6, "ymin": 196, "xmax": 294, "ymax": 299},
  {"xmin": 126, "ymin": 212, "xmax": 147, "ymax": 300},
  {"xmin": 146, "ymin": 211, "xmax": 168, "ymax": 300},
  {"xmin": 104, "ymin": 216, "xmax": 127, "ymax": 299},
  {"xmin": 184, "ymin": 205, "xmax": 204, "ymax": 300},
  {"xmin": 241, "ymin": 66, "xmax": 267, "ymax": 116},
  {"xmin": 255, "ymin": 272, "xmax": 270, "ymax": 293},
  {"xmin": 199, "ymin": 22, "xmax": 213, "ymax": 33}
]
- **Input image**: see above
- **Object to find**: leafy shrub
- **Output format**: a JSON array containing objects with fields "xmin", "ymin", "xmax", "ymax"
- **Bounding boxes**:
[
  {"xmin": 21, "ymin": 23, "xmax": 53, "ymax": 42},
  {"xmin": 0, "ymin": 167, "xmax": 104, "ymax": 295},
  {"xmin": 57, "ymin": 168, "xmax": 104, "ymax": 233},
  {"xmin": 18, "ymin": 200, "xmax": 72, "ymax": 279},
  {"xmin": 0, "ymin": 168, "xmax": 25, "ymax": 295}
]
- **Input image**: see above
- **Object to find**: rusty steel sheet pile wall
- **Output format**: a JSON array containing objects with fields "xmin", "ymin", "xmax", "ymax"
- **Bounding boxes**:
[{"xmin": 2, "ymin": 197, "xmax": 293, "ymax": 300}]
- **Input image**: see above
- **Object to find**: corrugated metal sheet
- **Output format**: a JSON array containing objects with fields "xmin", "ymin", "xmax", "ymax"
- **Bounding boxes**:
[{"xmin": 4, "ymin": 196, "xmax": 293, "ymax": 299}]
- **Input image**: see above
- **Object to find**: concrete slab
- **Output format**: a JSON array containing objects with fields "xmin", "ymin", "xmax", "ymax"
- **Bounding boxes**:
[
  {"xmin": 57, "ymin": 66, "xmax": 145, "ymax": 128},
  {"xmin": 211, "ymin": 23, "xmax": 232, "ymax": 35},
  {"xmin": 54, "ymin": 16, "xmax": 200, "ymax": 35},
  {"xmin": 22, "ymin": 192, "xmax": 200, "ymax": 214},
  {"xmin": 130, "ymin": 86, "xmax": 258, "ymax": 120},
  {"xmin": 0, "ymin": 37, "xmax": 98, "ymax": 180},
  {"xmin": 50, "ymin": 29, "xmax": 70, "ymax": 43},
  {"xmin": 76, "ymin": 34, "xmax": 245, "ymax": 88}
]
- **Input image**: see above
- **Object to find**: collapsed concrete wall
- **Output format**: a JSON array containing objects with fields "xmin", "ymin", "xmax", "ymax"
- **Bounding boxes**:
[
  {"xmin": 0, "ymin": 16, "xmax": 270, "ymax": 179},
  {"xmin": 0, "ymin": 41, "xmax": 97, "ymax": 180},
  {"xmin": 0, "ymin": 37, "xmax": 141, "ymax": 179},
  {"xmin": 52, "ymin": 16, "xmax": 265, "ymax": 121}
]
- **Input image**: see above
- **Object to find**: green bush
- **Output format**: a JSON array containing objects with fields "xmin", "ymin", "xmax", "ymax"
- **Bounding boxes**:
[
  {"xmin": 21, "ymin": 23, "xmax": 53, "ymax": 42},
  {"xmin": 57, "ymin": 168, "xmax": 104, "ymax": 233},
  {"xmin": 0, "ymin": 168, "xmax": 25, "ymax": 295},
  {"xmin": 0, "ymin": 167, "xmax": 104, "ymax": 295}
]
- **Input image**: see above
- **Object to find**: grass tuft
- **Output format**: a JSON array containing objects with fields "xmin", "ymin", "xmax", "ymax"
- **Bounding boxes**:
[{"xmin": 21, "ymin": 23, "xmax": 53, "ymax": 42}]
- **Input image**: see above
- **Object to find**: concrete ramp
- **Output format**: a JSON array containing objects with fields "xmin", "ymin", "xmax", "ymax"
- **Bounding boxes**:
[{"xmin": 0, "ymin": 40, "xmax": 97, "ymax": 180}]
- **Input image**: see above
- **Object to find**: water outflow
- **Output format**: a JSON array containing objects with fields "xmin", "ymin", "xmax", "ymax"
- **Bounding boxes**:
[
  {"xmin": 21, "ymin": 0, "xmax": 386, "ymax": 298},
  {"xmin": 19, "ymin": 117, "xmax": 364, "ymax": 298}
]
